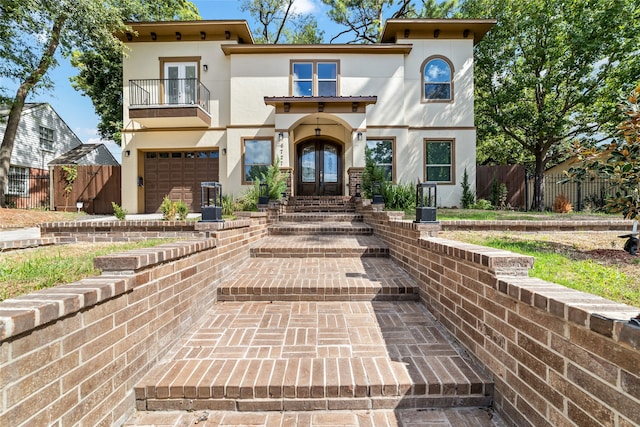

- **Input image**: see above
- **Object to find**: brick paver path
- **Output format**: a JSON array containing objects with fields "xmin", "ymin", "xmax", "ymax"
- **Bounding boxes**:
[{"xmin": 128, "ymin": 204, "xmax": 506, "ymax": 426}]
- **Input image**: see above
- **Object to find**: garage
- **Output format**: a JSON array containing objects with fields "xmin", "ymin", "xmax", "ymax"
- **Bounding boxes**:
[{"xmin": 144, "ymin": 150, "xmax": 219, "ymax": 213}]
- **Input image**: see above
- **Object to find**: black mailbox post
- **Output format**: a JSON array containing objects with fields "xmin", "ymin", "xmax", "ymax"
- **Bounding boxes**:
[
  {"xmin": 415, "ymin": 182, "xmax": 437, "ymax": 223},
  {"xmin": 200, "ymin": 182, "xmax": 223, "ymax": 222}
]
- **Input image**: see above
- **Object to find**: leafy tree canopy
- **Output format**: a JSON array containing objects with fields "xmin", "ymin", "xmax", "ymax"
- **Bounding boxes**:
[
  {"xmin": 462, "ymin": 0, "xmax": 640, "ymax": 210},
  {"xmin": 241, "ymin": 0, "xmax": 324, "ymax": 44}
]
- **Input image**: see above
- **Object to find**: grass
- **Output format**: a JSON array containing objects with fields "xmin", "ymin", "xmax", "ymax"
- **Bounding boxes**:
[
  {"xmin": 458, "ymin": 235, "xmax": 640, "ymax": 307},
  {"xmin": 435, "ymin": 209, "xmax": 619, "ymax": 221},
  {"xmin": 0, "ymin": 239, "xmax": 175, "ymax": 301}
]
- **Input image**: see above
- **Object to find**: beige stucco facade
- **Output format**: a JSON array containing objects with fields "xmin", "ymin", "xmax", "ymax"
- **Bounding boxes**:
[{"xmin": 120, "ymin": 19, "xmax": 494, "ymax": 213}]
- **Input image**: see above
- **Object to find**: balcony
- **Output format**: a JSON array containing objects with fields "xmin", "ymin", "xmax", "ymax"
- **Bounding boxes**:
[{"xmin": 128, "ymin": 79, "xmax": 211, "ymax": 128}]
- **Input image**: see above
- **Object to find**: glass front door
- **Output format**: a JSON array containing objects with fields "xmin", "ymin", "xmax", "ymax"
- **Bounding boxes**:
[
  {"xmin": 164, "ymin": 62, "xmax": 197, "ymax": 105},
  {"xmin": 297, "ymin": 140, "xmax": 342, "ymax": 196}
]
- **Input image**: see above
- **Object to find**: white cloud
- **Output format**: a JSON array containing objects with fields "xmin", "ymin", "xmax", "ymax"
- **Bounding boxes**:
[{"xmin": 291, "ymin": 0, "xmax": 318, "ymax": 15}]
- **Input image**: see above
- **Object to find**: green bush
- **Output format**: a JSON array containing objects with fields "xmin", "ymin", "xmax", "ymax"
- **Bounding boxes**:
[
  {"xmin": 471, "ymin": 198, "xmax": 493, "ymax": 210},
  {"xmin": 160, "ymin": 196, "xmax": 176, "ymax": 220},
  {"xmin": 175, "ymin": 200, "xmax": 189, "ymax": 220},
  {"xmin": 242, "ymin": 158, "xmax": 288, "ymax": 209},
  {"xmin": 460, "ymin": 168, "xmax": 475, "ymax": 208},
  {"xmin": 111, "ymin": 202, "xmax": 127, "ymax": 221},
  {"xmin": 382, "ymin": 181, "xmax": 416, "ymax": 211}
]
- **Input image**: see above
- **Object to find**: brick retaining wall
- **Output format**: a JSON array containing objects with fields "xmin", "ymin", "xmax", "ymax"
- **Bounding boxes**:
[
  {"xmin": 0, "ymin": 214, "xmax": 268, "ymax": 426},
  {"xmin": 361, "ymin": 206, "xmax": 640, "ymax": 426}
]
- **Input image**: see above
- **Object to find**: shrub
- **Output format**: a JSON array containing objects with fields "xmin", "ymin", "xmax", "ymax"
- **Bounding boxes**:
[
  {"xmin": 460, "ymin": 168, "xmax": 475, "ymax": 208},
  {"xmin": 471, "ymin": 199, "xmax": 493, "ymax": 210},
  {"xmin": 382, "ymin": 181, "xmax": 416, "ymax": 211},
  {"xmin": 160, "ymin": 196, "xmax": 178, "ymax": 220},
  {"xmin": 175, "ymin": 200, "xmax": 189, "ymax": 220},
  {"xmin": 111, "ymin": 202, "xmax": 127, "ymax": 221},
  {"xmin": 242, "ymin": 158, "xmax": 288, "ymax": 209},
  {"xmin": 553, "ymin": 194, "xmax": 573, "ymax": 213}
]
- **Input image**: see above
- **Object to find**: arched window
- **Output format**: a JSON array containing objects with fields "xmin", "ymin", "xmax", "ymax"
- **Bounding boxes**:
[{"xmin": 422, "ymin": 56, "xmax": 453, "ymax": 101}]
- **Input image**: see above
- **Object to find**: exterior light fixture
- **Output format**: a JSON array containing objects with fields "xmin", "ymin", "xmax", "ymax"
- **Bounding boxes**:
[
  {"xmin": 126, "ymin": 33, "xmax": 132, "ymax": 41},
  {"xmin": 124, "ymin": 150, "xmax": 131, "ymax": 157},
  {"xmin": 221, "ymin": 148, "xmax": 227, "ymax": 155},
  {"xmin": 357, "ymin": 132, "xmax": 363, "ymax": 141},
  {"xmin": 415, "ymin": 182, "xmax": 438, "ymax": 223},
  {"xmin": 315, "ymin": 118, "xmax": 321, "ymax": 137},
  {"xmin": 279, "ymin": 132, "xmax": 284, "ymax": 141},
  {"xmin": 203, "ymin": 64, "xmax": 208, "ymax": 72},
  {"xmin": 225, "ymin": 31, "xmax": 231, "ymax": 40},
  {"xmin": 463, "ymin": 29, "xmax": 470, "ymax": 38}
]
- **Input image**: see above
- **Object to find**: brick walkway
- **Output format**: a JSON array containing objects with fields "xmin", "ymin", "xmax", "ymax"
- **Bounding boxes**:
[{"xmin": 126, "ymin": 203, "xmax": 506, "ymax": 426}]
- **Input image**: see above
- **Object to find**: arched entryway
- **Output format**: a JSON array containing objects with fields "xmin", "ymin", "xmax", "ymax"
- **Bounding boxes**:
[{"xmin": 296, "ymin": 139, "xmax": 343, "ymax": 196}]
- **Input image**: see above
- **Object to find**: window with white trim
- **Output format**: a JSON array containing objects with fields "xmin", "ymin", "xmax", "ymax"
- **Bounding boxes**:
[{"xmin": 39, "ymin": 126, "xmax": 54, "ymax": 151}]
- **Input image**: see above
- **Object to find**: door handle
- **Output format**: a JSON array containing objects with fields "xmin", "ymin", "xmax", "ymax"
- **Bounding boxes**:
[{"xmin": 320, "ymin": 170, "xmax": 324, "ymax": 183}]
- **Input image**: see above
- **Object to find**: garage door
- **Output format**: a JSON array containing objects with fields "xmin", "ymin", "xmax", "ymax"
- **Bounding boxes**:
[{"xmin": 144, "ymin": 150, "xmax": 219, "ymax": 213}]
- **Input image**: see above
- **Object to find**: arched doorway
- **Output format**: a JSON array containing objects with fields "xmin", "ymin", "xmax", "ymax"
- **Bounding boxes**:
[{"xmin": 296, "ymin": 139, "xmax": 342, "ymax": 196}]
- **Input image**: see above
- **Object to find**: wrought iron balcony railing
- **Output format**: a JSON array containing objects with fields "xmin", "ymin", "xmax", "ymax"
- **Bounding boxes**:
[{"xmin": 129, "ymin": 79, "xmax": 210, "ymax": 114}]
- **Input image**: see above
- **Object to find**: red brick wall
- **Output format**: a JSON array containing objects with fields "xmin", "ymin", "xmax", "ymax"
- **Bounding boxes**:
[
  {"xmin": 0, "ymin": 215, "xmax": 268, "ymax": 426},
  {"xmin": 360, "ymin": 206, "xmax": 640, "ymax": 427}
]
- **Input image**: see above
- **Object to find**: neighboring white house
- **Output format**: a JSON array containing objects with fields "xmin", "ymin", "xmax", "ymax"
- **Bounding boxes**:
[{"xmin": 119, "ymin": 19, "xmax": 495, "ymax": 213}]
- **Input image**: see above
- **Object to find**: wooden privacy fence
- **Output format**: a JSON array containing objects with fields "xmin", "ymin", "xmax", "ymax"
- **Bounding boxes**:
[
  {"xmin": 53, "ymin": 165, "xmax": 121, "ymax": 214},
  {"xmin": 476, "ymin": 165, "xmax": 526, "ymax": 208}
]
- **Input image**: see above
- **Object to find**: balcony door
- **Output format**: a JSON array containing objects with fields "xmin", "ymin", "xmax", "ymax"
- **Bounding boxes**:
[
  {"xmin": 164, "ymin": 62, "xmax": 197, "ymax": 105},
  {"xmin": 296, "ymin": 140, "xmax": 342, "ymax": 196}
]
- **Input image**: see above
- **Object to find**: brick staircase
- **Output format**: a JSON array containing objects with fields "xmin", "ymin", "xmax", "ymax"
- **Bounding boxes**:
[{"xmin": 133, "ymin": 197, "xmax": 494, "ymax": 418}]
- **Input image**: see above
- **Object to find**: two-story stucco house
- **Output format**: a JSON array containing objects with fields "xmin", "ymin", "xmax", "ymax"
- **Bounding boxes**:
[{"xmin": 119, "ymin": 19, "xmax": 494, "ymax": 213}]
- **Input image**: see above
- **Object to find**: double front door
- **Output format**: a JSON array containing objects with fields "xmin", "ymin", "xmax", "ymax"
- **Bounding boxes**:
[{"xmin": 297, "ymin": 140, "xmax": 342, "ymax": 196}]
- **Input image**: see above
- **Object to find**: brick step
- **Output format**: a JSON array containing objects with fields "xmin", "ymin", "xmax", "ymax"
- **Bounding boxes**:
[
  {"xmin": 133, "ymin": 301, "xmax": 493, "ymax": 413},
  {"xmin": 250, "ymin": 235, "xmax": 387, "ymax": 257},
  {"xmin": 268, "ymin": 222, "xmax": 372, "ymax": 236},
  {"xmin": 286, "ymin": 196, "xmax": 356, "ymax": 213},
  {"xmin": 217, "ymin": 258, "xmax": 419, "ymax": 302},
  {"xmin": 278, "ymin": 213, "xmax": 364, "ymax": 223}
]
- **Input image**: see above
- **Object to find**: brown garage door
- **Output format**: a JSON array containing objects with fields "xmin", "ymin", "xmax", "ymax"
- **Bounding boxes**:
[{"xmin": 144, "ymin": 150, "xmax": 219, "ymax": 213}]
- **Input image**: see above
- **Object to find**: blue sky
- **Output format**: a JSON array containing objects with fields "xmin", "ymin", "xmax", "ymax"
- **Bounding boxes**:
[{"xmin": 16, "ymin": 0, "xmax": 341, "ymax": 160}]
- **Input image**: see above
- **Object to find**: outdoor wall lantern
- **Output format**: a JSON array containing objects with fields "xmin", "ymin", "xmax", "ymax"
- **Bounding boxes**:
[
  {"xmin": 203, "ymin": 64, "xmax": 208, "ymax": 72},
  {"xmin": 259, "ymin": 183, "xmax": 269, "ymax": 205},
  {"xmin": 372, "ymin": 182, "xmax": 383, "ymax": 204},
  {"xmin": 279, "ymin": 132, "xmax": 284, "ymax": 141},
  {"xmin": 357, "ymin": 132, "xmax": 363, "ymax": 141},
  {"xmin": 415, "ymin": 182, "xmax": 437, "ymax": 223},
  {"xmin": 124, "ymin": 150, "xmax": 130, "ymax": 157},
  {"xmin": 200, "ymin": 182, "xmax": 223, "ymax": 222},
  {"xmin": 315, "ymin": 118, "xmax": 321, "ymax": 137}
]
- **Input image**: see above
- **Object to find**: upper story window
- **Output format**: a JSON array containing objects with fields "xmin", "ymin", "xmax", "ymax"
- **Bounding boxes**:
[
  {"xmin": 292, "ymin": 61, "xmax": 338, "ymax": 97},
  {"xmin": 422, "ymin": 56, "xmax": 453, "ymax": 102},
  {"xmin": 39, "ymin": 126, "xmax": 54, "ymax": 151}
]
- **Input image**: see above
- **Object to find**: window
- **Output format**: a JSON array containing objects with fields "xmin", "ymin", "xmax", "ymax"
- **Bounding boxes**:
[
  {"xmin": 422, "ymin": 56, "xmax": 453, "ymax": 101},
  {"xmin": 7, "ymin": 166, "xmax": 29, "ymax": 196},
  {"xmin": 292, "ymin": 61, "xmax": 338, "ymax": 97},
  {"xmin": 425, "ymin": 140, "xmax": 453, "ymax": 183},
  {"xmin": 243, "ymin": 138, "xmax": 273, "ymax": 183},
  {"xmin": 39, "ymin": 126, "xmax": 54, "ymax": 151},
  {"xmin": 366, "ymin": 139, "xmax": 394, "ymax": 182}
]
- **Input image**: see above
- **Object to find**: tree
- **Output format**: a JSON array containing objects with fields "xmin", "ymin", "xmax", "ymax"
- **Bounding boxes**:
[
  {"xmin": 566, "ymin": 85, "xmax": 640, "ymax": 221},
  {"xmin": 241, "ymin": 0, "xmax": 323, "ymax": 44},
  {"xmin": 463, "ymin": 0, "xmax": 640, "ymax": 210},
  {"xmin": 70, "ymin": 0, "xmax": 200, "ymax": 143},
  {"xmin": 0, "ymin": 0, "xmax": 125, "ymax": 208},
  {"xmin": 320, "ymin": 0, "xmax": 460, "ymax": 43}
]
